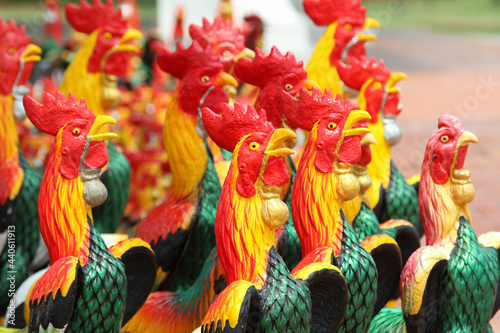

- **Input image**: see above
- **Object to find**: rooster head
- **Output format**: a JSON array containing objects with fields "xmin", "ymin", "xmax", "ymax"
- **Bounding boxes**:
[
  {"xmin": 24, "ymin": 91, "xmax": 117, "ymax": 183},
  {"xmin": 0, "ymin": 19, "xmax": 42, "ymax": 97},
  {"xmin": 158, "ymin": 41, "xmax": 238, "ymax": 119},
  {"xmin": 353, "ymin": 59, "xmax": 407, "ymax": 146},
  {"xmin": 189, "ymin": 16, "xmax": 255, "ymax": 74},
  {"xmin": 423, "ymin": 115, "xmax": 477, "ymax": 188},
  {"xmin": 66, "ymin": 0, "xmax": 142, "ymax": 76},
  {"xmin": 280, "ymin": 88, "xmax": 371, "ymax": 200},
  {"xmin": 203, "ymin": 103, "xmax": 296, "ymax": 202},
  {"xmin": 235, "ymin": 47, "xmax": 318, "ymax": 128}
]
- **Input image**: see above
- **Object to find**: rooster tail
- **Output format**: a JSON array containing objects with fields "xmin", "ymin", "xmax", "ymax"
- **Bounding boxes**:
[
  {"xmin": 122, "ymin": 248, "xmax": 224, "ymax": 333},
  {"xmin": 367, "ymin": 307, "xmax": 407, "ymax": 333}
]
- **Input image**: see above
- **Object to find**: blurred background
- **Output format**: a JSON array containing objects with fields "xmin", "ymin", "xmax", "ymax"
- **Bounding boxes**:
[{"xmin": 2, "ymin": 0, "xmax": 500, "ymax": 328}]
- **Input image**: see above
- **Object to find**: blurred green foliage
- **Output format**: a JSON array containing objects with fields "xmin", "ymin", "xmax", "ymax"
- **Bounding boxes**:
[{"xmin": 364, "ymin": 0, "xmax": 500, "ymax": 33}]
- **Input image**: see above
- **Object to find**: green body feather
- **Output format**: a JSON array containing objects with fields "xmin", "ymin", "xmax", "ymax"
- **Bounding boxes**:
[
  {"xmin": 164, "ymin": 146, "xmax": 221, "ymax": 291},
  {"xmin": 337, "ymin": 220, "xmax": 378, "ymax": 333},
  {"xmin": 379, "ymin": 162, "xmax": 421, "ymax": 232},
  {"xmin": 69, "ymin": 222, "xmax": 127, "ymax": 333},
  {"xmin": 257, "ymin": 247, "xmax": 311, "ymax": 333},
  {"xmin": 440, "ymin": 218, "xmax": 499, "ymax": 332}
]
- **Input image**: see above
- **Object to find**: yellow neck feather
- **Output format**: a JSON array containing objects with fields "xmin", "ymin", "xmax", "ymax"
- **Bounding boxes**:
[
  {"xmin": 39, "ymin": 130, "xmax": 91, "ymax": 264},
  {"xmin": 306, "ymin": 22, "xmax": 343, "ymax": 95},
  {"xmin": 423, "ymin": 175, "xmax": 471, "ymax": 249},
  {"xmin": 59, "ymin": 30, "xmax": 104, "ymax": 115},
  {"xmin": 0, "ymin": 94, "xmax": 23, "ymax": 204},
  {"xmin": 163, "ymin": 91, "xmax": 208, "ymax": 200},
  {"xmin": 341, "ymin": 196, "xmax": 362, "ymax": 224},
  {"xmin": 294, "ymin": 128, "xmax": 343, "ymax": 257},
  {"xmin": 218, "ymin": 147, "xmax": 274, "ymax": 287}
]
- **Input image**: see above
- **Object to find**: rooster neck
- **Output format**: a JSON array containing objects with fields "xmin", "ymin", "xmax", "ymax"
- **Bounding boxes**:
[
  {"xmin": 293, "ymin": 128, "xmax": 343, "ymax": 257},
  {"xmin": 163, "ymin": 91, "xmax": 208, "ymax": 201},
  {"xmin": 59, "ymin": 31, "xmax": 104, "ymax": 115},
  {"xmin": 215, "ymin": 152, "xmax": 274, "ymax": 288},
  {"xmin": 0, "ymin": 94, "xmax": 23, "ymax": 205},
  {"xmin": 366, "ymin": 116, "xmax": 392, "ymax": 207},
  {"xmin": 420, "ymin": 168, "xmax": 471, "ymax": 248},
  {"xmin": 39, "ymin": 131, "xmax": 91, "ymax": 265},
  {"xmin": 306, "ymin": 22, "xmax": 343, "ymax": 95}
]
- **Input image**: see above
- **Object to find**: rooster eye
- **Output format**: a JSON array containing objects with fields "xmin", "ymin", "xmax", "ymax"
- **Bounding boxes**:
[
  {"xmin": 344, "ymin": 24, "xmax": 352, "ymax": 31},
  {"xmin": 372, "ymin": 82, "xmax": 382, "ymax": 90},
  {"xmin": 8, "ymin": 48, "xmax": 15, "ymax": 55},
  {"xmin": 441, "ymin": 135, "xmax": 449, "ymax": 143},
  {"xmin": 222, "ymin": 50, "xmax": 231, "ymax": 57},
  {"xmin": 328, "ymin": 122, "xmax": 336, "ymax": 129},
  {"xmin": 201, "ymin": 76, "xmax": 210, "ymax": 83},
  {"xmin": 103, "ymin": 32, "xmax": 112, "ymax": 40},
  {"xmin": 249, "ymin": 142, "xmax": 260, "ymax": 151},
  {"xmin": 72, "ymin": 128, "xmax": 81, "ymax": 135},
  {"xmin": 285, "ymin": 84, "xmax": 293, "ymax": 90}
]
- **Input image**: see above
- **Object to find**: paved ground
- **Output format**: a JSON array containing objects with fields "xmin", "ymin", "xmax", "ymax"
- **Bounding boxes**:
[{"xmin": 369, "ymin": 28, "xmax": 500, "ymax": 329}]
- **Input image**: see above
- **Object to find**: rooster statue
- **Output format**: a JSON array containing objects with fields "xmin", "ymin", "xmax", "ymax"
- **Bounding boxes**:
[
  {"xmin": 280, "ymin": 88, "xmax": 402, "ymax": 333},
  {"xmin": 200, "ymin": 103, "xmax": 348, "ymax": 333},
  {"xmin": 133, "ymin": 41, "xmax": 238, "ymax": 291},
  {"xmin": 369, "ymin": 115, "xmax": 500, "ymax": 333},
  {"xmin": 58, "ymin": 0, "xmax": 143, "ymax": 233},
  {"xmin": 1, "ymin": 92, "xmax": 156, "ymax": 333},
  {"xmin": 303, "ymin": 0, "xmax": 380, "ymax": 96},
  {"xmin": 0, "ymin": 19, "xmax": 42, "ymax": 315},
  {"xmin": 234, "ymin": 46, "xmax": 318, "ymax": 268},
  {"xmin": 345, "ymin": 57, "xmax": 422, "ymax": 233}
]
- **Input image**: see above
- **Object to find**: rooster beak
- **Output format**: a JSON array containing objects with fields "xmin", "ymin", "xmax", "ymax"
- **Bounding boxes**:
[
  {"xmin": 265, "ymin": 128, "xmax": 297, "ymax": 157},
  {"xmin": 233, "ymin": 48, "xmax": 255, "ymax": 62},
  {"xmin": 457, "ymin": 131, "xmax": 479, "ymax": 146},
  {"xmin": 386, "ymin": 72, "xmax": 408, "ymax": 93},
  {"xmin": 344, "ymin": 110, "xmax": 372, "ymax": 137},
  {"xmin": 360, "ymin": 132, "xmax": 377, "ymax": 145},
  {"xmin": 302, "ymin": 78, "xmax": 321, "ymax": 91},
  {"xmin": 215, "ymin": 72, "xmax": 239, "ymax": 88},
  {"xmin": 116, "ymin": 28, "xmax": 143, "ymax": 53},
  {"xmin": 20, "ymin": 44, "xmax": 42, "ymax": 63},
  {"xmin": 357, "ymin": 17, "xmax": 381, "ymax": 42},
  {"xmin": 88, "ymin": 115, "xmax": 118, "ymax": 142}
]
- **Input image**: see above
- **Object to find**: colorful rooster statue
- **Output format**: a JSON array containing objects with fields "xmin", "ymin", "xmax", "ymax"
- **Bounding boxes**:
[
  {"xmin": 5, "ymin": 91, "xmax": 156, "ymax": 333},
  {"xmin": 0, "ymin": 19, "xmax": 42, "ymax": 314},
  {"xmin": 58, "ymin": 0, "xmax": 143, "ymax": 233},
  {"xmin": 280, "ymin": 88, "xmax": 402, "ymax": 333},
  {"xmin": 133, "ymin": 41, "xmax": 238, "ymax": 291},
  {"xmin": 340, "ymin": 114, "xmax": 420, "ymax": 266},
  {"xmin": 189, "ymin": 17, "xmax": 255, "ymax": 75},
  {"xmin": 344, "ymin": 57, "xmax": 422, "ymax": 233},
  {"xmin": 234, "ymin": 46, "xmax": 318, "ymax": 268},
  {"xmin": 303, "ymin": 0, "xmax": 380, "ymax": 96},
  {"xmin": 201, "ymin": 103, "xmax": 348, "ymax": 333},
  {"xmin": 369, "ymin": 115, "xmax": 500, "ymax": 333}
]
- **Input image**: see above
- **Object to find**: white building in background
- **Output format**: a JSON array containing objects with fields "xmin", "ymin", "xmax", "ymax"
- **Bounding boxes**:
[{"xmin": 156, "ymin": 0, "xmax": 315, "ymax": 62}]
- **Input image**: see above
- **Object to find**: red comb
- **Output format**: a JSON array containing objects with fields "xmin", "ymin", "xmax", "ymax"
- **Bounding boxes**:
[
  {"xmin": 189, "ymin": 16, "xmax": 245, "ymax": 50},
  {"xmin": 23, "ymin": 91, "xmax": 95, "ymax": 136},
  {"xmin": 438, "ymin": 114, "xmax": 464, "ymax": 132},
  {"xmin": 279, "ymin": 87, "xmax": 350, "ymax": 131},
  {"xmin": 235, "ymin": 47, "xmax": 306, "ymax": 88},
  {"xmin": 65, "ymin": 0, "xmax": 128, "ymax": 34},
  {"xmin": 157, "ymin": 41, "xmax": 221, "ymax": 79},
  {"xmin": 202, "ymin": 102, "xmax": 274, "ymax": 152},
  {"xmin": 0, "ymin": 19, "xmax": 30, "ymax": 50},
  {"xmin": 339, "ymin": 56, "xmax": 391, "ymax": 91},
  {"xmin": 303, "ymin": 0, "xmax": 366, "ymax": 26}
]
